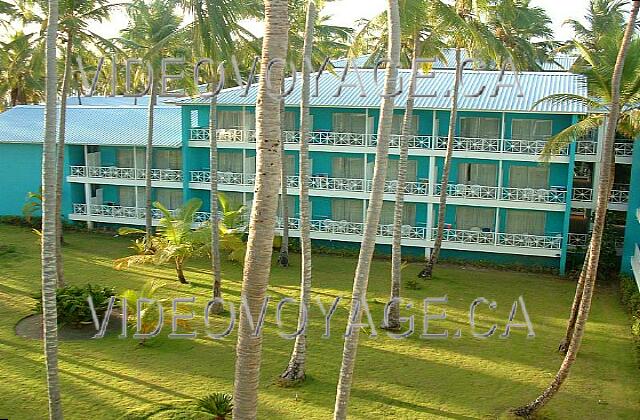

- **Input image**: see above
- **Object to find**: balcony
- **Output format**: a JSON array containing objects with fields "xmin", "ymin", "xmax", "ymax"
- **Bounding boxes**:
[
  {"xmin": 274, "ymin": 217, "xmax": 428, "ymax": 240},
  {"xmin": 190, "ymin": 171, "xmax": 430, "ymax": 196},
  {"xmin": 189, "ymin": 128, "xmax": 569, "ymax": 157},
  {"xmin": 571, "ymin": 185, "xmax": 630, "ymax": 206},
  {"xmin": 575, "ymin": 139, "xmax": 634, "ymax": 161},
  {"xmin": 69, "ymin": 165, "xmax": 183, "ymax": 183},
  {"xmin": 71, "ymin": 203, "xmax": 211, "ymax": 225},
  {"xmin": 435, "ymin": 183, "xmax": 567, "ymax": 204},
  {"xmin": 435, "ymin": 228, "xmax": 562, "ymax": 250}
]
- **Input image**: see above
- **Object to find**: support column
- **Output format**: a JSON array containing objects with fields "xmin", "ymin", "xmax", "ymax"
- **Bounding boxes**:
[{"xmin": 560, "ymin": 115, "xmax": 580, "ymax": 275}]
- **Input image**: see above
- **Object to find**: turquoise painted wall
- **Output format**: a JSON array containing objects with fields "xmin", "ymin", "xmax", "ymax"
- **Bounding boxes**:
[
  {"xmin": 0, "ymin": 143, "xmax": 42, "ymax": 216},
  {"xmin": 622, "ymin": 140, "xmax": 640, "ymax": 275}
]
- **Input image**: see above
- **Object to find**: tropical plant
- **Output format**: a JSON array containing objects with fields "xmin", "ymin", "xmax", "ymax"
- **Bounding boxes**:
[
  {"xmin": 231, "ymin": 0, "xmax": 289, "ymax": 417},
  {"xmin": 333, "ymin": 0, "xmax": 401, "ymax": 418},
  {"xmin": 487, "ymin": 0, "xmax": 554, "ymax": 70},
  {"xmin": 114, "ymin": 198, "xmax": 210, "ymax": 284},
  {"xmin": 565, "ymin": 0, "xmax": 628, "ymax": 51},
  {"xmin": 279, "ymin": 0, "xmax": 317, "ymax": 385},
  {"xmin": 121, "ymin": 280, "xmax": 166, "ymax": 343},
  {"xmin": 34, "ymin": 284, "xmax": 116, "ymax": 326},
  {"xmin": 22, "ymin": 189, "xmax": 43, "ymax": 224},
  {"xmin": 123, "ymin": 392, "xmax": 233, "ymax": 419},
  {"xmin": 0, "ymin": 31, "xmax": 45, "ymax": 107},
  {"xmin": 513, "ymin": 0, "xmax": 640, "ymax": 416},
  {"xmin": 41, "ymin": 0, "xmax": 63, "ymax": 416},
  {"xmin": 419, "ymin": 0, "xmax": 508, "ymax": 279}
]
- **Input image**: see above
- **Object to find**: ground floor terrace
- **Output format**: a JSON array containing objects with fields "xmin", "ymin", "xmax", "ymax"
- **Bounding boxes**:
[{"xmin": 0, "ymin": 224, "xmax": 638, "ymax": 419}]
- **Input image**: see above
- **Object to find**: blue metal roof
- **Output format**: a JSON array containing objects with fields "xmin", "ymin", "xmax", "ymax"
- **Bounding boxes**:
[
  {"xmin": 66, "ymin": 95, "xmax": 178, "ymax": 107},
  {"xmin": 177, "ymin": 68, "xmax": 588, "ymax": 114},
  {"xmin": 0, "ymin": 105, "xmax": 182, "ymax": 147}
]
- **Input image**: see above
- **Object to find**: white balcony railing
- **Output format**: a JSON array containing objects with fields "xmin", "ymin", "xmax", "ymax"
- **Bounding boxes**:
[
  {"xmin": 615, "ymin": 141, "xmax": 634, "ymax": 157},
  {"xmin": 189, "ymin": 128, "xmax": 570, "ymax": 156},
  {"xmin": 434, "ymin": 228, "xmax": 562, "ymax": 249},
  {"xmin": 496, "ymin": 232, "xmax": 562, "ymax": 249},
  {"xmin": 72, "ymin": 203, "xmax": 173, "ymax": 220},
  {"xmin": 69, "ymin": 166, "xmax": 183, "ymax": 182},
  {"xmin": 434, "ymin": 184, "xmax": 567, "ymax": 204},
  {"xmin": 572, "ymin": 186, "xmax": 629, "ymax": 204},
  {"xmin": 436, "ymin": 228, "xmax": 496, "ymax": 244},
  {"xmin": 568, "ymin": 233, "xmax": 589, "ymax": 247},
  {"xmin": 576, "ymin": 141, "xmax": 597, "ymax": 155}
]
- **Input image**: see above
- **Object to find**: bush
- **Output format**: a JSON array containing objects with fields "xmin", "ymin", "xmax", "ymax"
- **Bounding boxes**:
[
  {"xmin": 619, "ymin": 275, "xmax": 640, "ymax": 367},
  {"xmin": 34, "ymin": 284, "xmax": 116, "ymax": 326}
]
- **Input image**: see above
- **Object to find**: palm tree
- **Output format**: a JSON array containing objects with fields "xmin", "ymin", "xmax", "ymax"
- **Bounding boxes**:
[
  {"xmin": 332, "ymin": 0, "xmax": 400, "ymax": 418},
  {"xmin": 41, "ymin": 0, "xmax": 63, "ymax": 416},
  {"xmin": 565, "ymin": 0, "xmax": 628, "ymax": 51},
  {"xmin": 487, "ymin": 0, "xmax": 554, "ymax": 70},
  {"xmin": 115, "ymin": 198, "xmax": 210, "ymax": 284},
  {"xmin": 231, "ymin": 0, "xmax": 288, "ymax": 417},
  {"xmin": 119, "ymin": 0, "xmax": 185, "ymax": 244},
  {"xmin": 178, "ymin": 0, "xmax": 260, "ymax": 305},
  {"xmin": 419, "ymin": 0, "xmax": 507, "ymax": 278},
  {"xmin": 279, "ymin": 0, "xmax": 317, "ymax": 385},
  {"xmin": 278, "ymin": 97, "xmax": 290, "ymax": 267},
  {"xmin": 513, "ymin": 1, "xmax": 640, "ymax": 416},
  {"xmin": 0, "ymin": 31, "xmax": 45, "ymax": 107},
  {"xmin": 532, "ymin": 21, "xmax": 640, "ymax": 354},
  {"xmin": 52, "ymin": 0, "xmax": 118, "ymax": 287}
]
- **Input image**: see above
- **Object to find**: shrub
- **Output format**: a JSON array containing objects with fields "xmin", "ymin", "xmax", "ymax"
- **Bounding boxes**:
[
  {"xmin": 34, "ymin": 284, "xmax": 116, "ymax": 326},
  {"xmin": 619, "ymin": 275, "xmax": 640, "ymax": 367}
]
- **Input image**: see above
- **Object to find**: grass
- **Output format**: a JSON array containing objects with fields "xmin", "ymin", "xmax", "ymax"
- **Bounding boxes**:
[{"xmin": 0, "ymin": 223, "xmax": 638, "ymax": 419}]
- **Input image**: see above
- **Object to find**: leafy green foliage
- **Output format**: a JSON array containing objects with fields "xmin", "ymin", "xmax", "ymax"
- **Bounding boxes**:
[
  {"xmin": 121, "ymin": 280, "xmax": 166, "ymax": 337},
  {"xmin": 34, "ymin": 284, "xmax": 116, "ymax": 326},
  {"xmin": 122, "ymin": 393, "xmax": 233, "ymax": 419},
  {"xmin": 195, "ymin": 393, "xmax": 233, "ymax": 419}
]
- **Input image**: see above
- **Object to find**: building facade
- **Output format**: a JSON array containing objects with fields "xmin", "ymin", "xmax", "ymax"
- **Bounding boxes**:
[{"xmin": 0, "ymin": 67, "xmax": 637, "ymax": 286}]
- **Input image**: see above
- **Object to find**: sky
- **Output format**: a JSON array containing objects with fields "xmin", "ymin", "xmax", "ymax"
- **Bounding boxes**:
[{"xmin": 2, "ymin": 0, "xmax": 605, "ymax": 42}]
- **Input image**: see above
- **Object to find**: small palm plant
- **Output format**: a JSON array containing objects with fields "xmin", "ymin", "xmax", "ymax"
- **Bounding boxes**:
[
  {"xmin": 120, "ymin": 280, "xmax": 166, "ymax": 346},
  {"xmin": 115, "ymin": 198, "xmax": 210, "ymax": 284},
  {"xmin": 194, "ymin": 393, "xmax": 233, "ymax": 419}
]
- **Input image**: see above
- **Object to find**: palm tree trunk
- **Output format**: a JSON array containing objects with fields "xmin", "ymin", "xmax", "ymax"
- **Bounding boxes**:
[
  {"xmin": 175, "ymin": 258, "xmax": 188, "ymax": 284},
  {"xmin": 279, "ymin": 0, "xmax": 316, "ymax": 385},
  {"xmin": 232, "ymin": 1, "xmax": 288, "ymax": 418},
  {"xmin": 559, "ymin": 155, "xmax": 615, "ymax": 352},
  {"xmin": 210, "ymin": 95, "xmax": 223, "ymax": 312},
  {"xmin": 386, "ymin": 35, "xmax": 420, "ymax": 330},
  {"xmin": 513, "ymin": 2, "xmax": 640, "ymax": 416},
  {"xmin": 333, "ymin": 2, "xmax": 400, "ymax": 418},
  {"xmin": 54, "ymin": 30, "xmax": 74, "ymax": 289},
  {"xmin": 419, "ymin": 46, "xmax": 462, "ymax": 279},
  {"xmin": 42, "ymin": 0, "xmax": 63, "ymax": 417},
  {"xmin": 278, "ymin": 96, "xmax": 290, "ymax": 267},
  {"xmin": 145, "ymin": 78, "xmax": 157, "ymax": 246}
]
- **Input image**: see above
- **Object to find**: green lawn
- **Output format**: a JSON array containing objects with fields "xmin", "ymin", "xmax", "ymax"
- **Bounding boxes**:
[{"xmin": 0, "ymin": 224, "xmax": 638, "ymax": 419}]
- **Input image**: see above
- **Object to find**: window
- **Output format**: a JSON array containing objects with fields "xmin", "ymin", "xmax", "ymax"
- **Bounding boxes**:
[
  {"xmin": 156, "ymin": 189, "xmax": 183, "ymax": 210},
  {"xmin": 460, "ymin": 117, "xmax": 500, "ymax": 138},
  {"xmin": 392, "ymin": 114, "xmax": 419, "ymax": 135},
  {"xmin": 119, "ymin": 186, "xmax": 136, "ymax": 207},
  {"xmin": 458, "ymin": 163, "xmax": 497, "ymax": 185},
  {"xmin": 278, "ymin": 196, "xmax": 296, "ymax": 218},
  {"xmin": 387, "ymin": 159, "xmax": 418, "ymax": 181},
  {"xmin": 332, "ymin": 157, "xmax": 364, "ymax": 178},
  {"xmin": 219, "ymin": 151, "xmax": 243, "ymax": 173},
  {"xmin": 380, "ymin": 202, "xmax": 416, "ymax": 225},
  {"xmin": 154, "ymin": 149, "xmax": 182, "ymax": 169},
  {"xmin": 333, "ymin": 113, "xmax": 367, "ymax": 133},
  {"xmin": 455, "ymin": 207, "xmax": 495, "ymax": 231},
  {"xmin": 506, "ymin": 210, "xmax": 545, "ymax": 235},
  {"xmin": 190, "ymin": 110, "xmax": 198, "ymax": 127},
  {"xmin": 284, "ymin": 154, "xmax": 296, "ymax": 176},
  {"xmin": 117, "ymin": 149, "xmax": 134, "ymax": 168},
  {"xmin": 509, "ymin": 165, "xmax": 549, "ymax": 189},
  {"xmin": 331, "ymin": 198, "xmax": 363, "ymax": 222},
  {"xmin": 218, "ymin": 110, "xmax": 244, "ymax": 129},
  {"xmin": 283, "ymin": 111, "xmax": 297, "ymax": 131},
  {"xmin": 511, "ymin": 119, "xmax": 552, "ymax": 141}
]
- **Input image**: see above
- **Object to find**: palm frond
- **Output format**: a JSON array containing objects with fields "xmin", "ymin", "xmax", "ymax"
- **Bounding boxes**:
[{"xmin": 541, "ymin": 115, "xmax": 605, "ymax": 160}]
